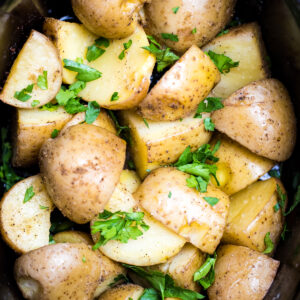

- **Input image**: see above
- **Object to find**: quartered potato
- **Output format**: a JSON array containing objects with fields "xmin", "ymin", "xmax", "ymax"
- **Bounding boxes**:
[
  {"xmin": 12, "ymin": 107, "xmax": 72, "ymax": 167},
  {"xmin": 0, "ymin": 175, "xmax": 54, "ymax": 254},
  {"xmin": 137, "ymin": 45, "xmax": 220, "ymax": 121},
  {"xmin": 208, "ymin": 245, "xmax": 279, "ymax": 300},
  {"xmin": 212, "ymin": 79, "xmax": 297, "ymax": 161},
  {"xmin": 135, "ymin": 167, "xmax": 230, "ymax": 254},
  {"xmin": 119, "ymin": 110, "xmax": 212, "ymax": 179},
  {"xmin": 203, "ymin": 22, "xmax": 270, "ymax": 99},
  {"xmin": 210, "ymin": 134, "xmax": 275, "ymax": 195},
  {"xmin": 0, "ymin": 30, "xmax": 62, "ymax": 108},
  {"xmin": 98, "ymin": 284, "xmax": 144, "ymax": 300},
  {"xmin": 222, "ymin": 178, "xmax": 286, "ymax": 253},
  {"xmin": 44, "ymin": 19, "xmax": 155, "ymax": 109}
]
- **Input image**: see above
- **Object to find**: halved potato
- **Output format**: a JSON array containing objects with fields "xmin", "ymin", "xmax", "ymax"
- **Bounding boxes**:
[
  {"xmin": 137, "ymin": 45, "xmax": 220, "ymax": 121},
  {"xmin": 212, "ymin": 79, "xmax": 297, "ymax": 161},
  {"xmin": 203, "ymin": 22, "xmax": 270, "ymax": 99},
  {"xmin": 208, "ymin": 245, "xmax": 279, "ymax": 300},
  {"xmin": 12, "ymin": 107, "xmax": 72, "ymax": 167},
  {"xmin": 0, "ymin": 30, "xmax": 62, "ymax": 108},
  {"xmin": 119, "ymin": 110, "xmax": 212, "ymax": 179},
  {"xmin": 44, "ymin": 18, "xmax": 155, "ymax": 109},
  {"xmin": 210, "ymin": 134, "xmax": 275, "ymax": 195},
  {"xmin": 135, "ymin": 167, "xmax": 230, "ymax": 254},
  {"xmin": 98, "ymin": 284, "xmax": 144, "ymax": 300},
  {"xmin": 92, "ymin": 179, "xmax": 186, "ymax": 266},
  {"xmin": 0, "ymin": 175, "xmax": 54, "ymax": 253},
  {"xmin": 222, "ymin": 178, "xmax": 286, "ymax": 253}
]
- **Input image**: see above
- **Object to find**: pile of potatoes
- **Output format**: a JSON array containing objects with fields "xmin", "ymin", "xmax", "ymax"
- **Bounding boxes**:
[{"xmin": 0, "ymin": 0, "xmax": 297, "ymax": 299}]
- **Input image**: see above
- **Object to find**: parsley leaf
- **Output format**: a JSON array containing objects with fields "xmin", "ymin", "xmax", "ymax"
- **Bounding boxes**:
[
  {"xmin": 39, "ymin": 205, "xmax": 49, "ymax": 210},
  {"xmin": 281, "ymin": 223, "xmax": 288, "ymax": 240},
  {"xmin": 204, "ymin": 117, "xmax": 215, "ymax": 131},
  {"xmin": 263, "ymin": 232, "xmax": 274, "ymax": 254},
  {"xmin": 204, "ymin": 197, "xmax": 219, "ymax": 206},
  {"xmin": 119, "ymin": 39, "xmax": 133, "ymax": 60},
  {"xmin": 64, "ymin": 98, "xmax": 87, "ymax": 114},
  {"xmin": 39, "ymin": 102, "xmax": 59, "ymax": 111},
  {"xmin": 161, "ymin": 33, "xmax": 179, "ymax": 42},
  {"xmin": 172, "ymin": 6, "xmax": 179, "ymax": 14},
  {"xmin": 192, "ymin": 28, "xmax": 197, "ymax": 34},
  {"xmin": 63, "ymin": 59, "xmax": 102, "ymax": 82},
  {"xmin": 31, "ymin": 100, "xmax": 40, "ymax": 107},
  {"xmin": 23, "ymin": 186, "xmax": 35, "ymax": 203},
  {"xmin": 91, "ymin": 210, "xmax": 149, "ymax": 250},
  {"xmin": 85, "ymin": 101, "xmax": 100, "ymax": 124},
  {"xmin": 87, "ymin": 45, "xmax": 105, "ymax": 62},
  {"xmin": 143, "ymin": 118, "xmax": 149, "ymax": 128},
  {"xmin": 206, "ymin": 50, "xmax": 239, "ymax": 74},
  {"xmin": 140, "ymin": 288, "xmax": 160, "ymax": 300},
  {"xmin": 194, "ymin": 253, "xmax": 217, "ymax": 289},
  {"xmin": 216, "ymin": 29, "xmax": 229, "ymax": 37},
  {"xmin": 109, "ymin": 274, "xmax": 130, "ymax": 287},
  {"xmin": 37, "ymin": 70, "xmax": 48, "ymax": 90},
  {"xmin": 194, "ymin": 97, "xmax": 224, "ymax": 118},
  {"xmin": 51, "ymin": 129, "xmax": 60, "ymax": 138},
  {"xmin": 82, "ymin": 255, "xmax": 86, "ymax": 262},
  {"xmin": 168, "ymin": 191, "xmax": 172, "ymax": 198},
  {"xmin": 110, "ymin": 92, "xmax": 119, "ymax": 102},
  {"xmin": 274, "ymin": 184, "xmax": 286, "ymax": 213},
  {"xmin": 14, "ymin": 84, "xmax": 34, "ymax": 102},
  {"xmin": 50, "ymin": 219, "xmax": 75, "ymax": 234}
]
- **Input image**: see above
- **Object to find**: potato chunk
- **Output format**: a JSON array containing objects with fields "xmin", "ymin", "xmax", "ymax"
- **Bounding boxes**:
[
  {"xmin": 98, "ymin": 284, "xmax": 144, "ymax": 300},
  {"xmin": 208, "ymin": 245, "xmax": 279, "ymax": 300},
  {"xmin": 222, "ymin": 178, "xmax": 286, "ymax": 253}
]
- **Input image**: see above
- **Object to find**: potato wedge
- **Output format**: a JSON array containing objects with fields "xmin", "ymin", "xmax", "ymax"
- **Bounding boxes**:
[
  {"xmin": 222, "ymin": 178, "xmax": 286, "ymax": 253},
  {"xmin": 210, "ymin": 134, "xmax": 275, "ymax": 195},
  {"xmin": 208, "ymin": 245, "xmax": 279, "ymax": 300},
  {"xmin": 203, "ymin": 23, "xmax": 270, "ymax": 99},
  {"xmin": 0, "ymin": 175, "xmax": 54, "ymax": 254},
  {"xmin": 98, "ymin": 284, "xmax": 144, "ymax": 300},
  {"xmin": 15, "ymin": 243, "xmax": 101, "ymax": 300},
  {"xmin": 119, "ymin": 170, "xmax": 141, "ymax": 194},
  {"xmin": 12, "ymin": 107, "xmax": 72, "ymax": 167},
  {"xmin": 135, "ymin": 167, "xmax": 230, "ymax": 254},
  {"xmin": 137, "ymin": 45, "xmax": 220, "ymax": 121},
  {"xmin": 212, "ymin": 79, "xmax": 297, "ymax": 161},
  {"xmin": 92, "ymin": 179, "xmax": 186, "ymax": 266},
  {"xmin": 44, "ymin": 18, "xmax": 155, "ymax": 109},
  {"xmin": 151, "ymin": 243, "xmax": 206, "ymax": 292},
  {"xmin": 0, "ymin": 30, "xmax": 62, "ymax": 108},
  {"xmin": 119, "ymin": 110, "xmax": 212, "ymax": 179}
]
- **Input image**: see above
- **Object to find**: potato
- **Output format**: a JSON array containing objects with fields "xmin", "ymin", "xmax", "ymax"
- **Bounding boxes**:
[
  {"xmin": 119, "ymin": 110, "xmax": 212, "ymax": 179},
  {"xmin": 144, "ymin": 0, "xmax": 236, "ymax": 53},
  {"xmin": 71, "ymin": 0, "xmax": 146, "ymax": 38},
  {"xmin": 222, "ymin": 178, "xmax": 286, "ymax": 253},
  {"xmin": 39, "ymin": 124, "xmax": 126, "ymax": 224},
  {"xmin": 151, "ymin": 243, "xmax": 206, "ymax": 292},
  {"xmin": 119, "ymin": 170, "xmax": 141, "ymax": 194},
  {"xmin": 92, "ymin": 179, "xmax": 186, "ymax": 266},
  {"xmin": 53, "ymin": 230, "xmax": 93, "ymax": 245},
  {"xmin": 208, "ymin": 245, "xmax": 279, "ymax": 300},
  {"xmin": 202, "ymin": 23, "xmax": 270, "ymax": 99},
  {"xmin": 0, "ymin": 30, "xmax": 62, "ymax": 108},
  {"xmin": 212, "ymin": 79, "xmax": 297, "ymax": 161},
  {"xmin": 137, "ymin": 45, "xmax": 220, "ymax": 121},
  {"xmin": 44, "ymin": 19, "xmax": 155, "ymax": 109},
  {"xmin": 61, "ymin": 109, "xmax": 116, "ymax": 135},
  {"xmin": 12, "ymin": 107, "xmax": 72, "ymax": 167},
  {"xmin": 98, "ymin": 284, "xmax": 144, "ymax": 300},
  {"xmin": 14, "ymin": 243, "xmax": 101, "ymax": 300},
  {"xmin": 210, "ymin": 134, "xmax": 275, "ymax": 195},
  {"xmin": 0, "ymin": 175, "xmax": 54, "ymax": 254},
  {"xmin": 135, "ymin": 167, "xmax": 230, "ymax": 254}
]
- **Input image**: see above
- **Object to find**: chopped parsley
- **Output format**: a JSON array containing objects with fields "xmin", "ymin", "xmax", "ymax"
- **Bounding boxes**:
[
  {"xmin": 39, "ymin": 102, "xmax": 59, "ymax": 111},
  {"xmin": 51, "ymin": 129, "xmax": 60, "ymax": 138},
  {"xmin": 85, "ymin": 101, "xmax": 100, "ymax": 124},
  {"xmin": 206, "ymin": 50, "xmax": 239, "ymax": 74},
  {"xmin": 168, "ymin": 191, "xmax": 172, "ymax": 198},
  {"xmin": 110, "ymin": 92, "xmax": 119, "ymax": 102},
  {"xmin": 274, "ymin": 184, "xmax": 286, "ymax": 213},
  {"xmin": 86, "ymin": 37, "xmax": 110, "ymax": 62},
  {"xmin": 82, "ymin": 255, "xmax": 86, "ymax": 263},
  {"xmin": 31, "ymin": 100, "xmax": 40, "ymax": 107},
  {"xmin": 14, "ymin": 84, "xmax": 34, "ymax": 102},
  {"xmin": 39, "ymin": 205, "xmax": 49, "ymax": 210},
  {"xmin": 37, "ymin": 70, "xmax": 48, "ymax": 90},
  {"xmin": 143, "ymin": 118, "xmax": 149, "ymax": 128},
  {"xmin": 194, "ymin": 253, "xmax": 217, "ymax": 289},
  {"xmin": 23, "ymin": 186, "xmax": 35, "ymax": 203},
  {"xmin": 203, "ymin": 197, "xmax": 219, "ymax": 206},
  {"xmin": 172, "ymin": 6, "xmax": 180, "ymax": 14},
  {"xmin": 194, "ymin": 97, "xmax": 224, "ymax": 118},
  {"xmin": 281, "ymin": 223, "xmax": 288, "ymax": 241},
  {"xmin": 216, "ymin": 29, "xmax": 229, "ymax": 37},
  {"xmin": 204, "ymin": 117, "xmax": 215, "ymax": 131},
  {"xmin": 191, "ymin": 28, "xmax": 197, "ymax": 34},
  {"xmin": 109, "ymin": 274, "xmax": 130, "ymax": 287},
  {"xmin": 161, "ymin": 33, "xmax": 179, "ymax": 42},
  {"xmin": 263, "ymin": 232, "xmax": 274, "ymax": 254},
  {"xmin": 119, "ymin": 39, "xmax": 133, "ymax": 60}
]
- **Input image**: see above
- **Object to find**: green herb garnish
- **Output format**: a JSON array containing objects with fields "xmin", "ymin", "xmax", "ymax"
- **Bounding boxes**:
[
  {"xmin": 191, "ymin": 28, "xmax": 197, "ymax": 34},
  {"xmin": 206, "ymin": 50, "xmax": 239, "ymax": 74},
  {"xmin": 110, "ymin": 92, "xmax": 119, "ymax": 102},
  {"xmin": 23, "ymin": 186, "xmax": 35, "ymax": 203},
  {"xmin": 161, "ymin": 33, "xmax": 179, "ymax": 42},
  {"xmin": 194, "ymin": 97, "xmax": 224, "ymax": 118},
  {"xmin": 172, "ymin": 6, "xmax": 179, "ymax": 13},
  {"xmin": 143, "ymin": 118, "xmax": 149, "ymax": 128},
  {"xmin": 194, "ymin": 253, "xmax": 217, "ymax": 289},
  {"xmin": 37, "ymin": 70, "xmax": 48, "ymax": 90},
  {"xmin": 86, "ymin": 37, "xmax": 110, "ymax": 62},
  {"xmin": 263, "ymin": 232, "xmax": 274, "ymax": 254},
  {"xmin": 203, "ymin": 197, "xmax": 219, "ymax": 206},
  {"xmin": 14, "ymin": 84, "xmax": 34, "ymax": 102},
  {"xmin": 274, "ymin": 184, "xmax": 286, "ymax": 212},
  {"xmin": 204, "ymin": 117, "xmax": 215, "ymax": 131},
  {"xmin": 119, "ymin": 39, "xmax": 133, "ymax": 60},
  {"xmin": 85, "ymin": 101, "xmax": 100, "ymax": 124},
  {"xmin": 31, "ymin": 100, "xmax": 40, "ymax": 107},
  {"xmin": 216, "ymin": 29, "xmax": 229, "ymax": 37},
  {"xmin": 51, "ymin": 129, "xmax": 60, "ymax": 138}
]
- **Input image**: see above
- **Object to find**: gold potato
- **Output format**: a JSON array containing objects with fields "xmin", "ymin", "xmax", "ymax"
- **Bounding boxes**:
[
  {"xmin": 71, "ymin": 0, "xmax": 146, "ymax": 38},
  {"xmin": 208, "ymin": 245, "xmax": 279, "ymax": 300},
  {"xmin": 137, "ymin": 45, "xmax": 220, "ymax": 121},
  {"xmin": 53, "ymin": 230, "xmax": 93, "ymax": 245},
  {"xmin": 0, "ymin": 30, "xmax": 62, "ymax": 108},
  {"xmin": 210, "ymin": 134, "xmax": 275, "ymax": 195},
  {"xmin": 135, "ymin": 167, "xmax": 230, "ymax": 254},
  {"xmin": 0, "ymin": 175, "xmax": 54, "ymax": 254},
  {"xmin": 203, "ymin": 22, "xmax": 270, "ymax": 99},
  {"xmin": 12, "ymin": 107, "xmax": 72, "ymax": 167},
  {"xmin": 222, "ymin": 178, "xmax": 286, "ymax": 253},
  {"xmin": 212, "ymin": 79, "xmax": 297, "ymax": 161},
  {"xmin": 14, "ymin": 243, "xmax": 101, "ymax": 300},
  {"xmin": 144, "ymin": 0, "xmax": 236, "ymax": 53},
  {"xmin": 98, "ymin": 284, "xmax": 144, "ymax": 300},
  {"xmin": 119, "ymin": 169, "xmax": 141, "ymax": 194},
  {"xmin": 119, "ymin": 110, "xmax": 212, "ymax": 179},
  {"xmin": 39, "ymin": 124, "xmax": 126, "ymax": 224}
]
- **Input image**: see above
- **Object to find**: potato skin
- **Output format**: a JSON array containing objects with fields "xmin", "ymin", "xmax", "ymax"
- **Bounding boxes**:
[
  {"xmin": 144, "ymin": 0, "xmax": 236, "ymax": 53},
  {"xmin": 39, "ymin": 124, "xmax": 126, "ymax": 224},
  {"xmin": 14, "ymin": 243, "xmax": 101, "ymax": 300},
  {"xmin": 212, "ymin": 79, "xmax": 297, "ymax": 161},
  {"xmin": 208, "ymin": 245, "xmax": 279, "ymax": 300},
  {"xmin": 98, "ymin": 284, "xmax": 144, "ymax": 300},
  {"xmin": 137, "ymin": 45, "xmax": 220, "ymax": 121}
]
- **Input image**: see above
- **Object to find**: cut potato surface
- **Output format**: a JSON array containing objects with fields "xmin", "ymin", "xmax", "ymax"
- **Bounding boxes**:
[
  {"xmin": 208, "ymin": 245, "xmax": 279, "ymax": 300},
  {"xmin": 119, "ymin": 110, "xmax": 212, "ymax": 179},
  {"xmin": 119, "ymin": 170, "xmax": 141, "ymax": 194},
  {"xmin": 12, "ymin": 107, "xmax": 72, "ymax": 167},
  {"xmin": 98, "ymin": 284, "xmax": 144, "ymax": 300},
  {"xmin": 135, "ymin": 167, "xmax": 230, "ymax": 254},
  {"xmin": 0, "ymin": 175, "xmax": 54, "ymax": 253},
  {"xmin": 203, "ymin": 23, "xmax": 270, "ymax": 99},
  {"xmin": 0, "ymin": 30, "xmax": 62, "ymax": 108},
  {"xmin": 222, "ymin": 178, "xmax": 286, "ymax": 253},
  {"xmin": 137, "ymin": 45, "xmax": 220, "ymax": 121}
]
